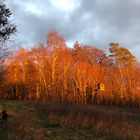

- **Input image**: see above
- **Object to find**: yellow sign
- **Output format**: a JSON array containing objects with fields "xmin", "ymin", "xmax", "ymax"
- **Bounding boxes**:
[
  {"xmin": 100, "ymin": 84, "xmax": 105, "ymax": 91},
  {"xmin": 97, "ymin": 83, "xmax": 105, "ymax": 91}
]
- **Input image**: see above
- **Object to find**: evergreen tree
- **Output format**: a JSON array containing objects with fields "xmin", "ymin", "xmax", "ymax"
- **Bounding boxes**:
[{"xmin": 0, "ymin": 0, "xmax": 16, "ymax": 43}]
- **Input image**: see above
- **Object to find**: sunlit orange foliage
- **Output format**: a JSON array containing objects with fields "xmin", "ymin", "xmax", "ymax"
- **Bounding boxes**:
[{"xmin": 1, "ymin": 32, "xmax": 140, "ymax": 107}]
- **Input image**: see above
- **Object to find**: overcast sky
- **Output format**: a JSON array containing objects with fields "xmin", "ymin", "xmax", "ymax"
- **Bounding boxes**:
[{"xmin": 6, "ymin": 0, "xmax": 140, "ymax": 60}]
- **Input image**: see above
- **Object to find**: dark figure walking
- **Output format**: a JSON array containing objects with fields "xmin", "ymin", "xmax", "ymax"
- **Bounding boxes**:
[{"xmin": 1, "ymin": 111, "xmax": 8, "ymax": 121}]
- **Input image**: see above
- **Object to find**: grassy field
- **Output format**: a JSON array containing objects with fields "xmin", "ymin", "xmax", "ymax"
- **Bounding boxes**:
[{"xmin": 0, "ymin": 100, "xmax": 140, "ymax": 140}]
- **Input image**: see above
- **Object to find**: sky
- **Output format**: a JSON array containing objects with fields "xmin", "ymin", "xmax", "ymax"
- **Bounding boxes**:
[{"xmin": 6, "ymin": 0, "xmax": 140, "ymax": 60}]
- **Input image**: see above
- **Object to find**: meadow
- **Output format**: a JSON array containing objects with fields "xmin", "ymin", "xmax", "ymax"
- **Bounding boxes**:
[{"xmin": 0, "ymin": 100, "xmax": 140, "ymax": 140}]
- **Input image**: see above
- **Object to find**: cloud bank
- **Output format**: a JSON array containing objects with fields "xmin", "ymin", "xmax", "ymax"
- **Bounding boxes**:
[{"xmin": 6, "ymin": 0, "xmax": 140, "ymax": 59}]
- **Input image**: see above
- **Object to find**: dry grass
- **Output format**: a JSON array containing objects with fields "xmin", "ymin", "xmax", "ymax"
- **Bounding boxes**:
[{"xmin": 0, "ymin": 100, "xmax": 140, "ymax": 140}]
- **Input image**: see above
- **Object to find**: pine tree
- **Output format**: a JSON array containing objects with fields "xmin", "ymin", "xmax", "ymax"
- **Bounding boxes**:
[{"xmin": 0, "ymin": 0, "xmax": 16, "ymax": 43}]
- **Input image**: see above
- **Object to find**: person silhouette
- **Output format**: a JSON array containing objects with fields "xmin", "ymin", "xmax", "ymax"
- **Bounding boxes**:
[{"xmin": 1, "ymin": 110, "xmax": 8, "ymax": 121}]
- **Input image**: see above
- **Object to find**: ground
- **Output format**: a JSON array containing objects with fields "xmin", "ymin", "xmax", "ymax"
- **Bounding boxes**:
[{"xmin": 0, "ymin": 100, "xmax": 140, "ymax": 140}]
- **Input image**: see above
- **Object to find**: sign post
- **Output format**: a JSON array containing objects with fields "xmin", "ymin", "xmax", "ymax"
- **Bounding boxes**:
[{"xmin": 94, "ymin": 83, "xmax": 105, "ymax": 105}]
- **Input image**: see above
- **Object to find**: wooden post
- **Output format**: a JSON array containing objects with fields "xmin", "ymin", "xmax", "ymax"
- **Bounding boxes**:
[{"xmin": 94, "ymin": 89, "xmax": 98, "ymax": 105}]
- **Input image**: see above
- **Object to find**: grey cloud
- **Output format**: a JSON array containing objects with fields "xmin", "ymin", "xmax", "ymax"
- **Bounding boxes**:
[{"xmin": 6, "ymin": 0, "xmax": 140, "ymax": 60}]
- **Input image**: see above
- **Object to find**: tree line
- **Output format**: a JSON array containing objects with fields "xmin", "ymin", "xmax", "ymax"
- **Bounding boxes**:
[{"xmin": 0, "ymin": 31, "xmax": 139, "ymax": 107}]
